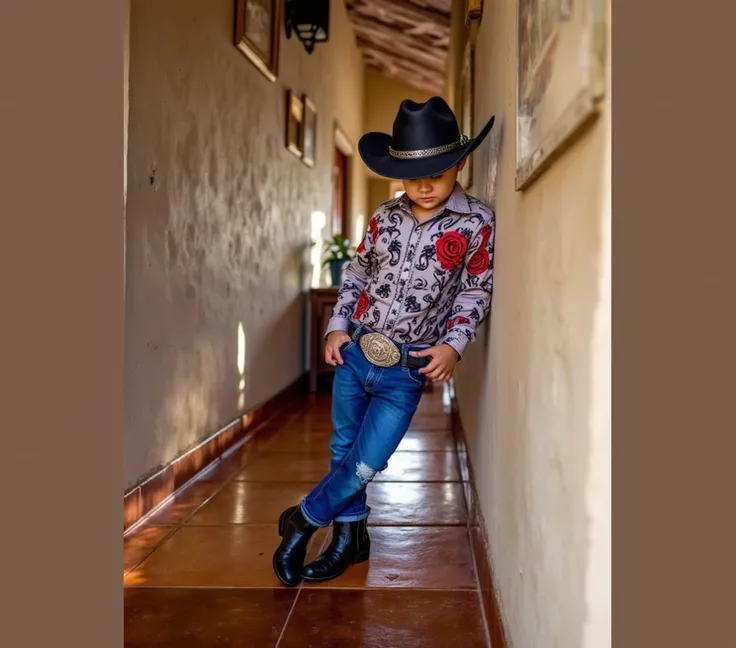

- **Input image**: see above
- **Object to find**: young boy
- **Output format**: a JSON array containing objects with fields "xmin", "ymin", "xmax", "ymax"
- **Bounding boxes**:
[{"xmin": 273, "ymin": 96, "xmax": 496, "ymax": 586}]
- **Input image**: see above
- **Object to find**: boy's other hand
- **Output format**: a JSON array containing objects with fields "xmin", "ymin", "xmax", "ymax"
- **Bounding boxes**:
[
  {"xmin": 325, "ymin": 331, "xmax": 352, "ymax": 367},
  {"xmin": 410, "ymin": 344, "xmax": 459, "ymax": 382}
]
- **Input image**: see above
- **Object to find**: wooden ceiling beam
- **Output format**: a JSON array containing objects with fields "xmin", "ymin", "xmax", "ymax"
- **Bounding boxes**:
[
  {"xmin": 344, "ymin": 0, "xmax": 450, "ymax": 95},
  {"xmin": 356, "ymin": 35, "xmax": 445, "ymax": 75},
  {"xmin": 363, "ymin": 54, "xmax": 445, "ymax": 95},
  {"xmin": 347, "ymin": 0, "xmax": 450, "ymax": 29},
  {"xmin": 403, "ymin": 0, "xmax": 453, "ymax": 15},
  {"xmin": 350, "ymin": 15, "xmax": 448, "ymax": 59}
]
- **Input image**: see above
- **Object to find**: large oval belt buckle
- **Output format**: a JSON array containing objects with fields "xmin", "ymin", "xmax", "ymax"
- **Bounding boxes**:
[{"xmin": 359, "ymin": 332, "xmax": 401, "ymax": 368}]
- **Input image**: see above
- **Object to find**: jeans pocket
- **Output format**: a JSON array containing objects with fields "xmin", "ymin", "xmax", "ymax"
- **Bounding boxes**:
[
  {"xmin": 340, "ymin": 341, "xmax": 355, "ymax": 353},
  {"xmin": 403, "ymin": 366, "xmax": 426, "ymax": 386}
]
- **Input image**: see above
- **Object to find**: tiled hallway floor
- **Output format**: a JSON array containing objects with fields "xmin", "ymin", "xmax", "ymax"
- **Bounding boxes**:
[{"xmin": 124, "ymin": 383, "xmax": 489, "ymax": 647}]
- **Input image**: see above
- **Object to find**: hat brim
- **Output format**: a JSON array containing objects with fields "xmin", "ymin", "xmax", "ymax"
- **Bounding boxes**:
[{"xmin": 358, "ymin": 116, "xmax": 495, "ymax": 180}]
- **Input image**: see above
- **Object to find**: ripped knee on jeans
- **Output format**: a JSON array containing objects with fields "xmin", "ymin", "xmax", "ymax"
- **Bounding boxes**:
[{"xmin": 355, "ymin": 461, "xmax": 378, "ymax": 485}]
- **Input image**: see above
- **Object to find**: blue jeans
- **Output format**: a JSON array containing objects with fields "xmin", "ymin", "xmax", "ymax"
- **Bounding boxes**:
[{"xmin": 300, "ymin": 338, "xmax": 426, "ymax": 526}]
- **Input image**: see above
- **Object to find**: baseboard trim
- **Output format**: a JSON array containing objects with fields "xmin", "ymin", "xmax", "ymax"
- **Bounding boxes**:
[
  {"xmin": 123, "ymin": 373, "xmax": 308, "ymax": 532},
  {"xmin": 450, "ymin": 390, "xmax": 509, "ymax": 648}
]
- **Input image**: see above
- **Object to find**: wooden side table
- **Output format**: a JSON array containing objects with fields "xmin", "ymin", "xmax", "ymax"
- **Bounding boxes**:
[{"xmin": 309, "ymin": 288, "xmax": 340, "ymax": 392}]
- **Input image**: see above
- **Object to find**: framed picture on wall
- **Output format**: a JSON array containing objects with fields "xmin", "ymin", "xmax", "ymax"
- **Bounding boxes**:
[
  {"xmin": 302, "ymin": 96, "xmax": 317, "ymax": 168},
  {"xmin": 458, "ymin": 41, "xmax": 474, "ymax": 190},
  {"xmin": 515, "ymin": 0, "xmax": 606, "ymax": 190},
  {"xmin": 286, "ymin": 90, "xmax": 304, "ymax": 158},
  {"xmin": 465, "ymin": 0, "xmax": 483, "ymax": 23},
  {"xmin": 234, "ymin": 0, "xmax": 281, "ymax": 82}
]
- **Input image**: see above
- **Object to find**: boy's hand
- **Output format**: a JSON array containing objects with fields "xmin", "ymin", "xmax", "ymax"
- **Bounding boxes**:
[
  {"xmin": 325, "ymin": 331, "xmax": 352, "ymax": 367},
  {"xmin": 410, "ymin": 344, "xmax": 459, "ymax": 382}
]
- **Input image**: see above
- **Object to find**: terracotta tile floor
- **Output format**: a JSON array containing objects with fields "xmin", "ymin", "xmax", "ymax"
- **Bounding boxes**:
[{"xmin": 124, "ymin": 383, "xmax": 489, "ymax": 647}]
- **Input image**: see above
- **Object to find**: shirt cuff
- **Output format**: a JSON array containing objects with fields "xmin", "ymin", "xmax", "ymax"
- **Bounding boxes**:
[
  {"xmin": 440, "ymin": 334, "xmax": 469, "ymax": 360},
  {"xmin": 324, "ymin": 316, "xmax": 351, "ymax": 340}
]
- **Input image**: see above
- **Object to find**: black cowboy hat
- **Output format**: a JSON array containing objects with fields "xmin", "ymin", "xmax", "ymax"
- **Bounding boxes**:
[{"xmin": 358, "ymin": 96, "xmax": 495, "ymax": 180}]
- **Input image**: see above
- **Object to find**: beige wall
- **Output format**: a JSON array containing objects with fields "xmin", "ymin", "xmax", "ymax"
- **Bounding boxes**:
[
  {"xmin": 363, "ymin": 71, "xmax": 433, "ymax": 141},
  {"xmin": 124, "ymin": 0, "xmax": 366, "ymax": 488},
  {"xmin": 449, "ymin": 1, "xmax": 610, "ymax": 647}
]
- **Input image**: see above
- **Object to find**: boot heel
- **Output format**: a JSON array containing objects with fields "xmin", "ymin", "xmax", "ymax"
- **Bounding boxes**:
[{"xmin": 354, "ymin": 547, "xmax": 370, "ymax": 564}]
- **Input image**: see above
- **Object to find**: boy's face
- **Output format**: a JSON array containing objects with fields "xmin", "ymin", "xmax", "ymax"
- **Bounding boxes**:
[{"xmin": 402, "ymin": 159, "xmax": 467, "ymax": 212}]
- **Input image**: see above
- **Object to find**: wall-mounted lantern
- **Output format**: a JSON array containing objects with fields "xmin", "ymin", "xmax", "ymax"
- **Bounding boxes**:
[{"xmin": 284, "ymin": 0, "xmax": 330, "ymax": 54}]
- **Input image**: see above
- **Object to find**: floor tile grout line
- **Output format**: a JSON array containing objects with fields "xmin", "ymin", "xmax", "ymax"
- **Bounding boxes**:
[
  {"xmin": 124, "ymin": 585, "xmax": 480, "ymax": 592},
  {"xmin": 124, "ymin": 408, "xmax": 307, "ymax": 537},
  {"xmin": 230, "ymin": 479, "xmax": 466, "ymax": 484},
  {"xmin": 146, "ymin": 522, "xmax": 469, "ymax": 528},
  {"xmin": 173, "ymin": 474, "xmax": 243, "ymax": 526},
  {"xmin": 124, "ymin": 525, "xmax": 184, "ymax": 577},
  {"xmin": 275, "ymin": 587, "xmax": 301, "ymax": 648},
  {"xmin": 125, "ymin": 409, "xmax": 313, "ymax": 574}
]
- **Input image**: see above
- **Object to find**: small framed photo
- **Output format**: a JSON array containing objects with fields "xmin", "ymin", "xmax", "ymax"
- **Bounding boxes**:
[
  {"xmin": 302, "ymin": 96, "xmax": 317, "ymax": 168},
  {"xmin": 234, "ymin": 0, "xmax": 281, "ymax": 82},
  {"xmin": 286, "ymin": 90, "xmax": 304, "ymax": 158}
]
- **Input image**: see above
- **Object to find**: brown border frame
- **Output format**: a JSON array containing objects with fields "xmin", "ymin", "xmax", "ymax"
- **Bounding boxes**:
[{"xmin": 234, "ymin": 0, "xmax": 282, "ymax": 83}]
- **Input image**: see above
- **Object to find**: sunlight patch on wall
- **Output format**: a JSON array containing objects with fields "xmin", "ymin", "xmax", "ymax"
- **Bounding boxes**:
[{"xmin": 237, "ymin": 322, "xmax": 246, "ymax": 410}]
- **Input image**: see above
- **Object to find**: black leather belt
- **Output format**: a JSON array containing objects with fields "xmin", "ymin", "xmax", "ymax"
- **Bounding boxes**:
[{"xmin": 348, "ymin": 322, "xmax": 431, "ymax": 369}]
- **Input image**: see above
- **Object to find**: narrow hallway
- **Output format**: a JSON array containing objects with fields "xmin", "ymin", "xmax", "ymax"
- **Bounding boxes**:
[{"xmin": 124, "ymin": 382, "xmax": 490, "ymax": 647}]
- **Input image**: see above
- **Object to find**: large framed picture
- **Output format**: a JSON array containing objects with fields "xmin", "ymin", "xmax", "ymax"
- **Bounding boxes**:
[
  {"xmin": 458, "ymin": 41, "xmax": 474, "ymax": 190},
  {"xmin": 302, "ymin": 96, "xmax": 317, "ymax": 168},
  {"xmin": 516, "ymin": 0, "xmax": 606, "ymax": 190},
  {"xmin": 286, "ymin": 90, "xmax": 304, "ymax": 158},
  {"xmin": 234, "ymin": 0, "xmax": 281, "ymax": 82}
]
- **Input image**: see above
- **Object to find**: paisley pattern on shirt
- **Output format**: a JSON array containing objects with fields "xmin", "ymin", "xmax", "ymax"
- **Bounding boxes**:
[{"xmin": 326, "ymin": 183, "xmax": 495, "ymax": 359}]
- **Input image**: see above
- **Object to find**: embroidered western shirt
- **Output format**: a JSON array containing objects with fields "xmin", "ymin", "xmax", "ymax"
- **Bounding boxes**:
[{"xmin": 326, "ymin": 183, "xmax": 495, "ymax": 359}]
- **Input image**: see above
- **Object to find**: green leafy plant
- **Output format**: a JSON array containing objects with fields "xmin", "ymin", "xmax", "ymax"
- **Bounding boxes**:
[{"xmin": 321, "ymin": 234, "xmax": 355, "ymax": 268}]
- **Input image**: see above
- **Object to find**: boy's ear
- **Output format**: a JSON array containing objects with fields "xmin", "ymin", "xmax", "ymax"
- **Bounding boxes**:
[{"xmin": 457, "ymin": 158, "xmax": 468, "ymax": 171}]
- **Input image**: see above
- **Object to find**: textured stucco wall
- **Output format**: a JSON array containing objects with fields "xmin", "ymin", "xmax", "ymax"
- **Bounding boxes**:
[
  {"xmin": 124, "ymin": 0, "xmax": 366, "ymax": 488},
  {"xmin": 449, "ymin": 1, "xmax": 611, "ymax": 646}
]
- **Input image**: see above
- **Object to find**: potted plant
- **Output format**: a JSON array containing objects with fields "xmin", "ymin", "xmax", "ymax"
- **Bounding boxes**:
[{"xmin": 321, "ymin": 234, "xmax": 355, "ymax": 287}]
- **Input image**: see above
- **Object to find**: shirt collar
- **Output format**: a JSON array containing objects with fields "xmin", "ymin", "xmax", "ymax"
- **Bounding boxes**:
[{"xmin": 387, "ymin": 182, "xmax": 473, "ymax": 216}]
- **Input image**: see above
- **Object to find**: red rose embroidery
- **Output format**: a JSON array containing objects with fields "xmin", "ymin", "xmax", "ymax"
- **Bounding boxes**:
[
  {"xmin": 357, "ymin": 239, "xmax": 366, "ymax": 254},
  {"xmin": 435, "ymin": 231, "xmax": 469, "ymax": 270},
  {"xmin": 467, "ymin": 249, "xmax": 490, "ymax": 276},
  {"xmin": 447, "ymin": 316, "xmax": 470, "ymax": 329},
  {"xmin": 369, "ymin": 217, "xmax": 379, "ymax": 243},
  {"xmin": 354, "ymin": 291, "xmax": 370, "ymax": 320},
  {"xmin": 479, "ymin": 224, "xmax": 493, "ymax": 247}
]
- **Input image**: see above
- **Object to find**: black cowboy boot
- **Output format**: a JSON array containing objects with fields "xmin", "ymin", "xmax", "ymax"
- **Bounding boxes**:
[
  {"xmin": 302, "ymin": 519, "xmax": 370, "ymax": 582},
  {"xmin": 272, "ymin": 505, "xmax": 318, "ymax": 587}
]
